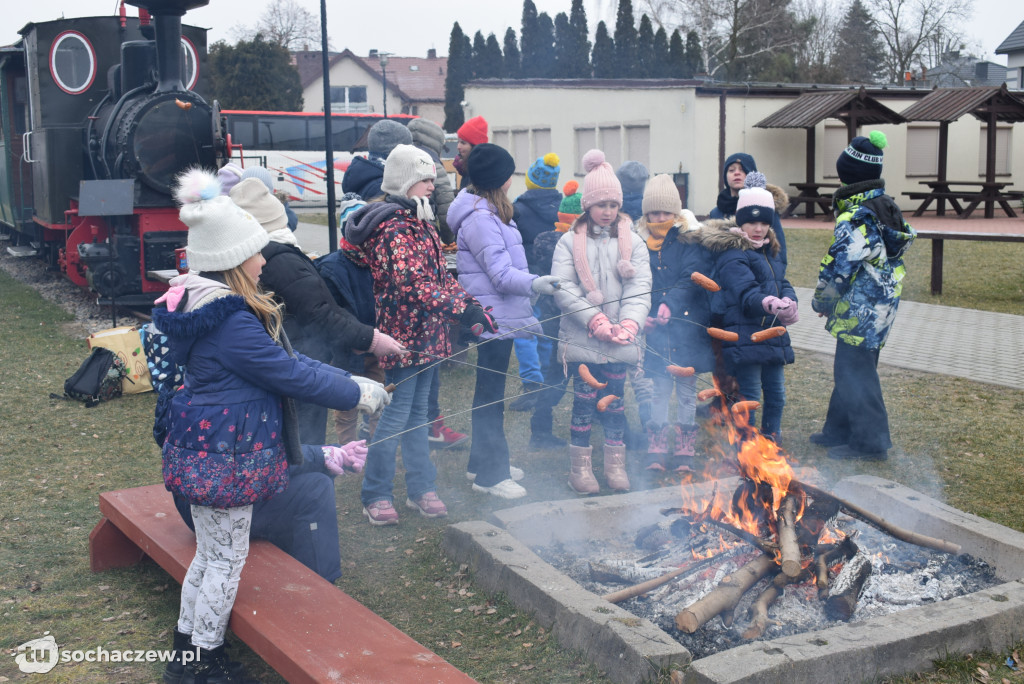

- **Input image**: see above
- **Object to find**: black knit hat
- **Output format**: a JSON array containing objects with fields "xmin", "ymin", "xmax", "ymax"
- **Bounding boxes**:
[
  {"xmin": 467, "ymin": 143, "xmax": 515, "ymax": 191},
  {"xmin": 836, "ymin": 131, "xmax": 887, "ymax": 185}
]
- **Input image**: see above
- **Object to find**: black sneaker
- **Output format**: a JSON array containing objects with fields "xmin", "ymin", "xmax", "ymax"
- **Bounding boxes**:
[
  {"xmin": 809, "ymin": 431, "xmax": 847, "ymax": 447},
  {"xmin": 827, "ymin": 444, "xmax": 888, "ymax": 461},
  {"xmin": 529, "ymin": 432, "xmax": 567, "ymax": 449}
]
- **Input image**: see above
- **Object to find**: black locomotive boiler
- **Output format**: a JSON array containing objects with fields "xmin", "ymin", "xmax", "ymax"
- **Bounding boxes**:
[{"xmin": 0, "ymin": 0, "xmax": 225, "ymax": 304}]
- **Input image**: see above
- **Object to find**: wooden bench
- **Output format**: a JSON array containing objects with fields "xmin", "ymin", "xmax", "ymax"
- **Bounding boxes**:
[
  {"xmin": 89, "ymin": 484, "xmax": 475, "ymax": 684},
  {"xmin": 914, "ymin": 230, "xmax": 1024, "ymax": 295}
]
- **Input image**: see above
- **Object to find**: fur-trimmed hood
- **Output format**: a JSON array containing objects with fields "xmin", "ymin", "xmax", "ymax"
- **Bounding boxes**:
[
  {"xmin": 634, "ymin": 209, "xmax": 702, "ymax": 243},
  {"xmin": 698, "ymin": 218, "xmax": 782, "ymax": 257},
  {"xmin": 765, "ymin": 183, "xmax": 789, "ymax": 215}
]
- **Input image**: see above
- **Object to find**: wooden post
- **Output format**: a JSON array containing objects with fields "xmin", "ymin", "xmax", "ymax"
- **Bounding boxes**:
[
  {"xmin": 937, "ymin": 122, "xmax": 949, "ymax": 216},
  {"xmin": 930, "ymin": 238, "xmax": 944, "ymax": 296}
]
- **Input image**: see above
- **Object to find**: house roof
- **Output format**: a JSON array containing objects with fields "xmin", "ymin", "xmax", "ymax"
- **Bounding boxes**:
[
  {"xmin": 754, "ymin": 88, "xmax": 905, "ymax": 129},
  {"xmin": 294, "ymin": 48, "xmax": 447, "ymax": 103},
  {"xmin": 996, "ymin": 19, "xmax": 1024, "ymax": 54},
  {"xmin": 900, "ymin": 84, "xmax": 1024, "ymax": 123},
  {"xmin": 924, "ymin": 56, "xmax": 1007, "ymax": 87}
]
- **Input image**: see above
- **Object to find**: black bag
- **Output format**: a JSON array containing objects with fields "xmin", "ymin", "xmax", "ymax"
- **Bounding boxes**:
[{"xmin": 60, "ymin": 347, "xmax": 130, "ymax": 407}]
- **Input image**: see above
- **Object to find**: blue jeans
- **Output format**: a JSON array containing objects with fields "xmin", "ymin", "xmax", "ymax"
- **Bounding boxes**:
[
  {"xmin": 361, "ymin": 364, "xmax": 437, "ymax": 505},
  {"xmin": 513, "ymin": 336, "xmax": 543, "ymax": 383},
  {"xmin": 730, "ymin": 362, "xmax": 786, "ymax": 438}
]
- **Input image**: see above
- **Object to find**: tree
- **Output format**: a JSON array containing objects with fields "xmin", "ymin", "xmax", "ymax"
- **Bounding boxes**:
[
  {"xmin": 668, "ymin": 29, "xmax": 687, "ymax": 77},
  {"xmin": 231, "ymin": 0, "xmax": 321, "ymax": 51},
  {"xmin": 613, "ymin": 0, "xmax": 638, "ymax": 77},
  {"xmin": 207, "ymin": 36, "xmax": 303, "ymax": 110},
  {"xmin": 863, "ymin": 0, "xmax": 970, "ymax": 81},
  {"xmin": 473, "ymin": 31, "xmax": 503, "ymax": 79},
  {"xmin": 636, "ymin": 14, "xmax": 656, "ymax": 77},
  {"xmin": 652, "ymin": 27, "xmax": 671, "ymax": 77},
  {"xmin": 503, "ymin": 27, "xmax": 522, "ymax": 78},
  {"xmin": 592, "ymin": 21, "xmax": 616, "ymax": 78},
  {"xmin": 791, "ymin": 0, "xmax": 845, "ymax": 83},
  {"xmin": 685, "ymin": 30, "xmax": 704, "ymax": 76},
  {"xmin": 567, "ymin": 0, "xmax": 593, "ymax": 76},
  {"xmin": 520, "ymin": 0, "xmax": 543, "ymax": 76},
  {"xmin": 444, "ymin": 23, "xmax": 470, "ymax": 132},
  {"xmin": 534, "ymin": 12, "xmax": 557, "ymax": 77},
  {"xmin": 553, "ymin": 13, "xmax": 574, "ymax": 78}
]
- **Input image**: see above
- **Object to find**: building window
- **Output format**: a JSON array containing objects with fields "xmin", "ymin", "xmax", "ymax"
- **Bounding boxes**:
[
  {"xmin": 979, "ymin": 126, "xmax": 1012, "ymax": 176},
  {"xmin": 329, "ymin": 86, "xmax": 367, "ymax": 113},
  {"xmin": 822, "ymin": 124, "xmax": 847, "ymax": 178},
  {"xmin": 906, "ymin": 126, "xmax": 938, "ymax": 176},
  {"xmin": 599, "ymin": 126, "xmax": 622, "ymax": 169},
  {"xmin": 625, "ymin": 125, "xmax": 650, "ymax": 168},
  {"xmin": 574, "ymin": 126, "xmax": 596, "ymax": 174},
  {"xmin": 491, "ymin": 129, "xmax": 510, "ymax": 148},
  {"xmin": 532, "ymin": 128, "xmax": 552, "ymax": 161},
  {"xmin": 511, "ymin": 130, "xmax": 530, "ymax": 173}
]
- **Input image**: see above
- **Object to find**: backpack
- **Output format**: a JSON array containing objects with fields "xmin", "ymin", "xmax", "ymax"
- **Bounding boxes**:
[{"xmin": 60, "ymin": 347, "xmax": 130, "ymax": 407}]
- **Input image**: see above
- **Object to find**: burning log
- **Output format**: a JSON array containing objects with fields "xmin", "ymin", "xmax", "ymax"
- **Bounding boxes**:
[
  {"xmin": 777, "ymin": 495, "xmax": 802, "ymax": 578},
  {"xmin": 675, "ymin": 554, "xmax": 778, "ymax": 633},
  {"xmin": 824, "ymin": 553, "xmax": 873, "ymax": 620},
  {"xmin": 742, "ymin": 568, "xmax": 811, "ymax": 640},
  {"xmin": 602, "ymin": 556, "xmax": 719, "ymax": 604},
  {"xmin": 814, "ymin": 536, "xmax": 859, "ymax": 600},
  {"xmin": 794, "ymin": 480, "xmax": 962, "ymax": 555}
]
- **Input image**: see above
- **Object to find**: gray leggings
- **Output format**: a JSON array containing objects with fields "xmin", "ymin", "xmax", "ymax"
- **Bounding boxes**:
[{"xmin": 177, "ymin": 504, "xmax": 252, "ymax": 650}]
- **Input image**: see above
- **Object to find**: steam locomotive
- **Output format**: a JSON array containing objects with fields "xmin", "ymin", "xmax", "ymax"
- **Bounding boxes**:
[{"xmin": 0, "ymin": 0, "xmax": 224, "ymax": 305}]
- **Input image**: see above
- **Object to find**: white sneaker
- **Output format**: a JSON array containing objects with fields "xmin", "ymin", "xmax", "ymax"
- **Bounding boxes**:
[
  {"xmin": 466, "ymin": 466, "xmax": 524, "ymax": 482},
  {"xmin": 472, "ymin": 478, "xmax": 527, "ymax": 499}
]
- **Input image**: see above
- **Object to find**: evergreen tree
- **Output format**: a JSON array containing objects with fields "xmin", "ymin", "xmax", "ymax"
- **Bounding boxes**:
[
  {"xmin": 443, "ymin": 22, "xmax": 469, "ymax": 132},
  {"xmin": 553, "ymin": 13, "xmax": 573, "ymax": 78},
  {"xmin": 568, "ymin": 0, "xmax": 592, "ymax": 76},
  {"xmin": 485, "ymin": 34, "xmax": 504, "ymax": 77},
  {"xmin": 520, "ymin": 0, "xmax": 542, "ymax": 76},
  {"xmin": 474, "ymin": 31, "xmax": 503, "ymax": 79},
  {"xmin": 636, "ymin": 14, "xmax": 655, "ymax": 77},
  {"xmin": 503, "ymin": 27, "xmax": 522, "ymax": 78},
  {"xmin": 208, "ymin": 36, "xmax": 302, "ymax": 110},
  {"xmin": 592, "ymin": 20, "xmax": 615, "ymax": 78},
  {"xmin": 837, "ymin": 0, "xmax": 885, "ymax": 83},
  {"xmin": 668, "ymin": 29, "xmax": 686, "ymax": 78},
  {"xmin": 652, "ymin": 27, "xmax": 670, "ymax": 78},
  {"xmin": 535, "ymin": 12, "xmax": 557, "ymax": 78},
  {"xmin": 612, "ymin": 0, "xmax": 637, "ymax": 77},
  {"xmin": 685, "ymin": 30, "xmax": 703, "ymax": 77}
]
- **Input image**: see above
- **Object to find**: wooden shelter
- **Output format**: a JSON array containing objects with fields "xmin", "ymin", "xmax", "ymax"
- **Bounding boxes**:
[{"xmin": 900, "ymin": 84, "xmax": 1024, "ymax": 218}]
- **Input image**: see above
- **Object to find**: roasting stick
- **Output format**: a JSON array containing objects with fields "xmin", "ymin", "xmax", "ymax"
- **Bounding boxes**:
[
  {"xmin": 602, "ymin": 555, "xmax": 718, "ymax": 604},
  {"xmin": 793, "ymin": 480, "xmax": 962, "ymax": 555}
]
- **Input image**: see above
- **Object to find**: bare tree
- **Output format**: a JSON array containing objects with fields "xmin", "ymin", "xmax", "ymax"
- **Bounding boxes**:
[
  {"xmin": 232, "ymin": 0, "xmax": 323, "ymax": 51},
  {"xmin": 791, "ymin": 0, "xmax": 843, "ymax": 82},
  {"xmin": 865, "ymin": 0, "xmax": 973, "ymax": 81}
]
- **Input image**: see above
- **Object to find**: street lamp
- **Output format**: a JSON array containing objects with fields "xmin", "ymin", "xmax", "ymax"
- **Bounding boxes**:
[{"xmin": 378, "ymin": 52, "xmax": 391, "ymax": 118}]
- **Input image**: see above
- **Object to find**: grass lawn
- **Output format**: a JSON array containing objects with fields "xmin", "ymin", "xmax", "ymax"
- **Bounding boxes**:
[{"xmin": 1, "ymin": 238, "xmax": 1023, "ymax": 682}]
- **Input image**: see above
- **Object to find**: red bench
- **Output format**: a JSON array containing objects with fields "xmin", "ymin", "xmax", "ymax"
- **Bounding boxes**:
[{"xmin": 90, "ymin": 484, "xmax": 475, "ymax": 684}]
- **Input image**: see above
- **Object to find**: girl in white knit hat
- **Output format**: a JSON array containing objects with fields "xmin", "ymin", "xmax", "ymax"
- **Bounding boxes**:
[
  {"xmin": 550, "ymin": 149, "xmax": 652, "ymax": 495},
  {"xmin": 152, "ymin": 168, "xmax": 390, "ymax": 682}
]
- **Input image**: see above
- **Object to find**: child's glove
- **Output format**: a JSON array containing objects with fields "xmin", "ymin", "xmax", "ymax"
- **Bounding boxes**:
[
  {"xmin": 323, "ymin": 440, "xmax": 368, "ymax": 475},
  {"xmin": 461, "ymin": 305, "xmax": 499, "ymax": 335},
  {"xmin": 352, "ymin": 376, "xmax": 391, "ymax": 416},
  {"xmin": 656, "ymin": 303, "xmax": 671, "ymax": 326},
  {"xmin": 812, "ymin": 279, "xmax": 841, "ymax": 314},
  {"xmin": 777, "ymin": 303, "xmax": 799, "ymax": 326},
  {"xmin": 644, "ymin": 316, "xmax": 658, "ymax": 332},
  {"xmin": 368, "ymin": 329, "xmax": 408, "ymax": 358},
  {"xmin": 588, "ymin": 313, "xmax": 615, "ymax": 342},
  {"xmin": 531, "ymin": 275, "xmax": 560, "ymax": 296},
  {"xmin": 614, "ymin": 319, "xmax": 639, "ymax": 344},
  {"xmin": 762, "ymin": 296, "xmax": 787, "ymax": 315}
]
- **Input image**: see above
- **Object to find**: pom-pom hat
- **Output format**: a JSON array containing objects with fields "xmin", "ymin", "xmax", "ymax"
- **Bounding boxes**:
[
  {"xmin": 456, "ymin": 115, "xmax": 488, "ymax": 146},
  {"xmin": 175, "ymin": 168, "xmax": 268, "ymax": 273},
  {"xmin": 642, "ymin": 174, "xmax": 682, "ymax": 216},
  {"xmin": 555, "ymin": 181, "xmax": 582, "ymax": 231},
  {"xmin": 836, "ymin": 130, "xmax": 887, "ymax": 185},
  {"xmin": 467, "ymin": 143, "xmax": 516, "ymax": 191},
  {"xmin": 734, "ymin": 171, "xmax": 777, "ymax": 227},
  {"xmin": 580, "ymin": 149, "xmax": 623, "ymax": 210},
  {"xmin": 367, "ymin": 119, "xmax": 413, "ymax": 159},
  {"xmin": 381, "ymin": 144, "xmax": 437, "ymax": 198},
  {"xmin": 230, "ymin": 177, "xmax": 288, "ymax": 233},
  {"xmin": 525, "ymin": 152, "xmax": 561, "ymax": 190}
]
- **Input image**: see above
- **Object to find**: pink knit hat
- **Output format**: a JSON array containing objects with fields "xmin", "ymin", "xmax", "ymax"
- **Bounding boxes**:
[{"xmin": 580, "ymin": 149, "xmax": 623, "ymax": 210}]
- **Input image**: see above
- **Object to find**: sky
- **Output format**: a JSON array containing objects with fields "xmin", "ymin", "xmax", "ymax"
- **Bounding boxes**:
[{"xmin": 2, "ymin": 0, "xmax": 1016, "ymax": 64}]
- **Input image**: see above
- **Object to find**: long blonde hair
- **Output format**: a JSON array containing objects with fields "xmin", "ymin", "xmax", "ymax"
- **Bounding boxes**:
[
  {"xmin": 470, "ymin": 185, "xmax": 515, "ymax": 225},
  {"xmin": 222, "ymin": 265, "xmax": 283, "ymax": 341}
]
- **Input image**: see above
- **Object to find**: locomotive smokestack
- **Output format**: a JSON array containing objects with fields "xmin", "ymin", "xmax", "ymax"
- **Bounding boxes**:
[{"xmin": 125, "ymin": 0, "xmax": 209, "ymax": 92}]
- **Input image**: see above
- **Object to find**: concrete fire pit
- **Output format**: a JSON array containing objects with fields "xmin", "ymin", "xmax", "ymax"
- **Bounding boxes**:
[{"xmin": 443, "ymin": 475, "xmax": 1024, "ymax": 684}]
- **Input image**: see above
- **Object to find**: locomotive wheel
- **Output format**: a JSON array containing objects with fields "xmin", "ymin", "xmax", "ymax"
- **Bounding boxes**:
[{"xmin": 88, "ymin": 262, "xmax": 128, "ymax": 299}]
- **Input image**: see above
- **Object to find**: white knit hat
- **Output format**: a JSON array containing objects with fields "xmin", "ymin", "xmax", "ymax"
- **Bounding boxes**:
[
  {"xmin": 175, "ymin": 168, "xmax": 269, "ymax": 273},
  {"xmin": 381, "ymin": 144, "xmax": 437, "ymax": 198},
  {"xmin": 642, "ymin": 174, "xmax": 682, "ymax": 215},
  {"xmin": 230, "ymin": 177, "xmax": 288, "ymax": 233}
]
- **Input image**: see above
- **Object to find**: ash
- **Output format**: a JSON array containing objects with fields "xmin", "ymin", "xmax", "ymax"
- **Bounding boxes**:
[{"xmin": 534, "ymin": 516, "xmax": 997, "ymax": 660}]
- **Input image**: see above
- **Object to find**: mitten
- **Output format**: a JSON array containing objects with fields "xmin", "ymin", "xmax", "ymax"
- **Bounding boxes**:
[
  {"xmin": 531, "ymin": 275, "xmax": 560, "ymax": 296},
  {"xmin": 323, "ymin": 440, "xmax": 368, "ymax": 475},
  {"xmin": 352, "ymin": 376, "xmax": 391, "ymax": 416},
  {"xmin": 461, "ymin": 305, "xmax": 499, "ymax": 335},
  {"xmin": 588, "ymin": 313, "xmax": 615, "ymax": 341},
  {"xmin": 777, "ymin": 303, "xmax": 799, "ymax": 326},
  {"xmin": 367, "ymin": 329, "xmax": 407, "ymax": 358},
  {"xmin": 656, "ymin": 303, "xmax": 671, "ymax": 326},
  {"xmin": 811, "ymin": 279, "xmax": 840, "ymax": 314},
  {"xmin": 645, "ymin": 316, "xmax": 658, "ymax": 332},
  {"xmin": 614, "ymin": 319, "xmax": 640, "ymax": 344},
  {"xmin": 762, "ymin": 296, "xmax": 787, "ymax": 315}
]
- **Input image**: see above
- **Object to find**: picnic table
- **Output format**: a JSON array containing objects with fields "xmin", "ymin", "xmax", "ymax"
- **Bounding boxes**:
[
  {"xmin": 783, "ymin": 182, "xmax": 839, "ymax": 219},
  {"xmin": 903, "ymin": 180, "xmax": 1023, "ymax": 219}
]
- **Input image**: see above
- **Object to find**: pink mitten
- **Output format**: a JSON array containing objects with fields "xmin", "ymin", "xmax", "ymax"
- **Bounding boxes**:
[
  {"xmin": 368, "ymin": 329, "xmax": 408, "ymax": 357},
  {"xmin": 323, "ymin": 440, "xmax": 368, "ymax": 475},
  {"xmin": 615, "ymin": 319, "xmax": 640, "ymax": 344},
  {"xmin": 645, "ymin": 317, "xmax": 657, "ymax": 332},
  {"xmin": 762, "ymin": 296, "xmax": 786, "ymax": 315},
  {"xmin": 656, "ymin": 303, "xmax": 671, "ymax": 326},
  {"xmin": 778, "ymin": 305, "xmax": 799, "ymax": 326},
  {"xmin": 589, "ymin": 313, "xmax": 615, "ymax": 341}
]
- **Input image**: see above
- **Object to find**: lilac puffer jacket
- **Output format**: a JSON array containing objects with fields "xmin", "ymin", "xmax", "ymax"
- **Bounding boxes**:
[{"xmin": 449, "ymin": 189, "xmax": 539, "ymax": 340}]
